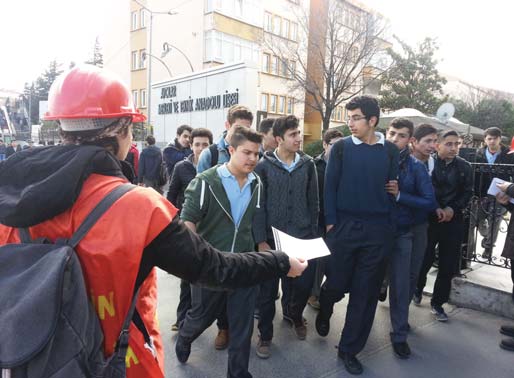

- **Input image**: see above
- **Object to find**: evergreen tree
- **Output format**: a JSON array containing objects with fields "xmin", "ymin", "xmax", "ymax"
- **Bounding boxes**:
[
  {"xmin": 380, "ymin": 37, "xmax": 447, "ymax": 114},
  {"xmin": 85, "ymin": 37, "xmax": 104, "ymax": 67}
]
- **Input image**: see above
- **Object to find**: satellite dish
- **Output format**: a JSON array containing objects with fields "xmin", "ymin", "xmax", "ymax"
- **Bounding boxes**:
[{"xmin": 436, "ymin": 103, "xmax": 455, "ymax": 124}]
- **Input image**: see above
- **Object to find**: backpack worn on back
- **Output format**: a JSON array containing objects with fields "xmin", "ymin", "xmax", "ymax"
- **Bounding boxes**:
[
  {"xmin": 209, "ymin": 144, "xmax": 219, "ymax": 168},
  {"xmin": 0, "ymin": 184, "xmax": 140, "ymax": 378}
]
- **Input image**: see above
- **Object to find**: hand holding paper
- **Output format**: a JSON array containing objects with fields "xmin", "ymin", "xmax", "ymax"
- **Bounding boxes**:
[
  {"xmin": 488, "ymin": 177, "xmax": 514, "ymax": 204},
  {"xmin": 272, "ymin": 227, "xmax": 331, "ymax": 261}
]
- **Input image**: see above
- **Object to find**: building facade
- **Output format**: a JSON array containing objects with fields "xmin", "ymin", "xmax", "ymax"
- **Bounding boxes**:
[{"xmin": 103, "ymin": 0, "xmax": 384, "ymax": 144}]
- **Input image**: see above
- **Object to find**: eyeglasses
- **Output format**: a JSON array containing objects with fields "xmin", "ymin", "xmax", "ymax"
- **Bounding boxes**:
[{"xmin": 346, "ymin": 115, "xmax": 367, "ymax": 123}]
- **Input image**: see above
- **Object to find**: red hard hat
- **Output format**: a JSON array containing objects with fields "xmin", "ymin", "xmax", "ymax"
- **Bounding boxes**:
[{"xmin": 44, "ymin": 65, "xmax": 146, "ymax": 125}]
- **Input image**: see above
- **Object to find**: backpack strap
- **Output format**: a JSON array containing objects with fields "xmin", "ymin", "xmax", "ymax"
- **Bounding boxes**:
[
  {"xmin": 209, "ymin": 144, "xmax": 219, "ymax": 168},
  {"xmin": 68, "ymin": 183, "xmax": 135, "ymax": 248},
  {"xmin": 114, "ymin": 286, "xmax": 141, "ymax": 353},
  {"xmin": 18, "ymin": 228, "xmax": 32, "ymax": 243},
  {"xmin": 17, "ymin": 184, "xmax": 135, "ymax": 245}
]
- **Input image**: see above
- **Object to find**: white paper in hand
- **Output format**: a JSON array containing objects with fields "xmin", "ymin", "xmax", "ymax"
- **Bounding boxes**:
[
  {"xmin": 272, "ymin": 227, "xmax": 331, "ymax": 261},
  {"xmin": 487, "ymin": 177, "xmax": 514, "ymax": 204}
]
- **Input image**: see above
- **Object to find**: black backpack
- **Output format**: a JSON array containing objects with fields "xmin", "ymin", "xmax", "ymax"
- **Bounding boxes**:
[
  {"xmin": 0, "ymin": 184, "xmax": 142, "ymax": 378},
  {"xmin": 209, "ymin": 144, "xmax": 220, "ymax": 168}
]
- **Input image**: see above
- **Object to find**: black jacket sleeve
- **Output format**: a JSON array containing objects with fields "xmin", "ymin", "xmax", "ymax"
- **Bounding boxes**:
[
  {"xmin": 136, "ymin": 217, "xmax": 290, "ymax": 290},
  {"xmin": 166, "ymin": 163, "xmax": 181, "ymax": 206}
]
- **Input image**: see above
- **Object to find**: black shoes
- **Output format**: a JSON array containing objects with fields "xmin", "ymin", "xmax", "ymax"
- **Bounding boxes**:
[
  {"xmin": 500, "ymin": 325, "xmax": 514, "ymax": 338},
  {"xmin": 392, "ymin": 341, "xmax": 411, "ymax": 359},
  {"xmin": 499, "ymin": 325, "xmax": 514, "ymax": 352},
  {"xmin": 175, "ymin": 335, "xmax": 191, "ymax": 363},
  {"xmin": 412, "ymin": 291, "xmax": 422, "ymax": 306},
  {"xmin": 338, "ymin": 351, "xmax": 363, "ymax": 375},
  {"xmin": 315, "ymin": 311, "xmax": 330, "ymax": 337},
  {"xmin": 500, "ymin": 337, "xmax": 514, "ymax": 351}
]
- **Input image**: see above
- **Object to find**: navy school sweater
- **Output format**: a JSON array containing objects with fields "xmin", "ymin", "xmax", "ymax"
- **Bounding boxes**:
[{"xmin": 324, "ymin": 136, "xmax": 399, "ymax": 225}]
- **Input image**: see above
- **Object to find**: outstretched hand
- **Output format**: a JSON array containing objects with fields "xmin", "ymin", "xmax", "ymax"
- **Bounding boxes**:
[{"xmin": 287, "ymin": 257, "xmax": 308, "ymax": 277}]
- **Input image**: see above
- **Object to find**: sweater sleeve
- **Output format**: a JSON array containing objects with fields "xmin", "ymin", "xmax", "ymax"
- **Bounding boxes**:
[
  {"xmin": 324, "ymin": 140, "xmax": 343, "ymax": 226},
  {"xmin": 388, "ymin": 142, "xmax": 400, "ymax": 181},
  {"xmin": 252, "ymin": 163, "xmax": 268, "ymax": 244},
  {"xmin": 136, "ymin": 218, "xmax": 291, "ymax": 290}
]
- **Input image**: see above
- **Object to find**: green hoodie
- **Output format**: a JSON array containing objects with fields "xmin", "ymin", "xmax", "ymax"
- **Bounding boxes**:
[{"xmin": 180, "ymin": 165, "xmax": 262, "ymax": 253}]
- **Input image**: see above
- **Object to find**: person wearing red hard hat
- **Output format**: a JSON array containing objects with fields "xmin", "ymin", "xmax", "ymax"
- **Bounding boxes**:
[{"xmin": 0, "ymin": 65, "xmax": 307, "ymax": 378}]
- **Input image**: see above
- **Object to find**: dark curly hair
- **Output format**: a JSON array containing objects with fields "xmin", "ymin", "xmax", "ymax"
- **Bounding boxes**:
[{"xmin": 59, "ymin": 117, "xmax": 132, "ymax": 156}]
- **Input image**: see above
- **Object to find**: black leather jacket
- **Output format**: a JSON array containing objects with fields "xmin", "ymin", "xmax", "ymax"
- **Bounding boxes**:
[{"xmin": 432, "ymin": 154, "xmax": 473, "ymax": 216}]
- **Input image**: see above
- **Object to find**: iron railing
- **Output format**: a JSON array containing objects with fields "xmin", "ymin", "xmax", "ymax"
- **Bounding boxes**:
[{"xmin": 461, "ymin": 162, "xmax": 513, "ymax": 269}]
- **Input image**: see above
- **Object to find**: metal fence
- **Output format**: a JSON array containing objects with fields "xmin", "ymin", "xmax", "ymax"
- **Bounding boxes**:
[{"xmin": 461, "ymin": 162, "xmax": 513, "ymax": 269}]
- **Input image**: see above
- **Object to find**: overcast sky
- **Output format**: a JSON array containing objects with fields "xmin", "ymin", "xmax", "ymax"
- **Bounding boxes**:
[
  {"xmin": 1, "ymin": 0, "xmax": 513, "ymax": 94},
  {"xmin": 362, "ymin": 0, "xmax": 514, "ymax": 93}
]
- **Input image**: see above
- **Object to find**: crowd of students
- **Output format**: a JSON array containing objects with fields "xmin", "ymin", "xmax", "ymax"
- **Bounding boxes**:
[
  {"xmin": 2, "ymin": 65, "xmax": 514, "ymax": 378},
  {"xmin": 144, "ymin": 96, "xmax": 514, "ymax": 377}
]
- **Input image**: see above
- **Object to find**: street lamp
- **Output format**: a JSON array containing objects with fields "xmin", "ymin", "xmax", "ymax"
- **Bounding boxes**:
[
  {"xmin": 133, "ymin": 0, "xmax": 177, "ymax": 127},
  {"xmin": 161, "ymin": 42, "xmax": 194, "ymax": 73},
  {"xmin": 141, "ymin": 51, "xmax": 173, "ymax": 78}
]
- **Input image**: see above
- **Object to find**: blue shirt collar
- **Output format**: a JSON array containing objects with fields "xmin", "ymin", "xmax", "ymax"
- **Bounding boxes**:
[
  {"xmin": 273, "ymin": 150, "xmax": 300, "ymax": 172},
  {"xmin": 485, "ymin": 148, "xmax": 500, "ymax": 164},
  {"xmin": 218, "ymin": 163, "xmax": 256, "ymax": 183}
]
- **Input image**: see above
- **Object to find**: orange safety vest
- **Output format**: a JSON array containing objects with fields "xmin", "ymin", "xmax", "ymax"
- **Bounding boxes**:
[{"xmin": 0, "ymin": 174, "xmax": 177, "ymax": 378}]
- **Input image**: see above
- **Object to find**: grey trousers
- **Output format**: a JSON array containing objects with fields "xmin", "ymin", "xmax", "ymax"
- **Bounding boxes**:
[
  {"xmin": 179, "ymin": 285, "xmax": 258, "ymax": 378},
  {"xmin": 389, "ymin": 231, "xmax": 414, "ymax": 343},
  {"xmin": 410, "ymin": 222, "xmax": 428, "ymax": 300}
]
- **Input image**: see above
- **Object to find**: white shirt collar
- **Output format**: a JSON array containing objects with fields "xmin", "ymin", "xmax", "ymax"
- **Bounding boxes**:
[{"xmin": 351, "ymin": 132, "xmax": 385, "ymax": 145}]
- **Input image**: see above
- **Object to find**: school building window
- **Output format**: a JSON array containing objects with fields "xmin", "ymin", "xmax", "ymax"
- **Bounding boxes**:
[
  {"xmin": 131, "ymin": 11, "xmax": 138, "ymax": 30},
  {"xmin": 140, "ymin": 89, "xmax": 147, "ymax": 108},
  {"xmin": 262, "ymin": 53, "xmax": 270, "ymax": 73},
  {"xmin": 131, "ymin": 51, "xmax": 138, "ymax": 70},
  {"xmin": 132, "ymin": 90, "xmax": 138, "ymax": 107},
  {"xmin": 261, "ymin": 93, "xmax": 269, "ymax": 111}
]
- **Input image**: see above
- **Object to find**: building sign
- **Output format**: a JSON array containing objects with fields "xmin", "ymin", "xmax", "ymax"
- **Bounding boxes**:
[
  {"xmin": 151, "ymin": 62, "xmax": 258, "ymax": 145},
  {"xmin": 158, "ymin": 88, "xmax": 239, "ymax": 115}
]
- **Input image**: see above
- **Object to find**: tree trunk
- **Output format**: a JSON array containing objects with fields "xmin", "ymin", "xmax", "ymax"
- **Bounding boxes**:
[{"xmin": 322, "ymin": 115, "xmax": 331, "ymax": 133}]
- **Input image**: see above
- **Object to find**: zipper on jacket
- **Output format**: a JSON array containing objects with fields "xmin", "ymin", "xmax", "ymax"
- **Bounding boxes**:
[
  {"xmin": 208, "ymin": 185, "xmax": 237, "ymax": 252},
  {"xmin": 207, "ymin": 178, "xmax": 260, "ymax": 253}
]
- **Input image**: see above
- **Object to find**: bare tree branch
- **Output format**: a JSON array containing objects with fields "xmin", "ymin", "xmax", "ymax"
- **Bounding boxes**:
[{"xmin": 263, "ymin": 0, "xmax": 390, "ymax": 132}]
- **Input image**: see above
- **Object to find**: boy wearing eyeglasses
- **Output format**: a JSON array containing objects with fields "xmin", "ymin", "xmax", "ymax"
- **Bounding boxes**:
[
  {"xmin": 316, "ymin": 96, "xmax": 399, "ymax": 375},
  {"xmin": 416, "ymin": 130, "xmax": 472, "ymax": 322}
]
